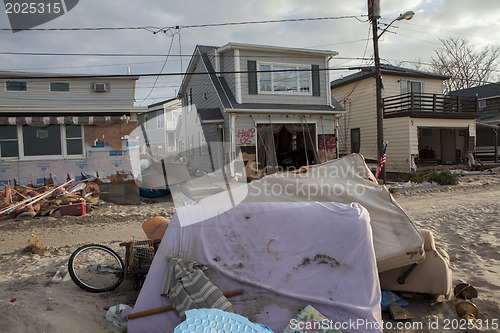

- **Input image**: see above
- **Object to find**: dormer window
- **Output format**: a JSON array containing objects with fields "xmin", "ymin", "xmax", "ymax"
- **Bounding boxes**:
[
  {"xmin": 258, "ymin": 63, "xmax": 311, "ymax": 94},
  {"xmin": 248, "ymin": 60, "xmax": 320, "ymax": 96}
]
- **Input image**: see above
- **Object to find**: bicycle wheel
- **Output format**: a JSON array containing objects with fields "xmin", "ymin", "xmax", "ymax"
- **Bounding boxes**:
[{"xmin": 68, "ymin": 244, "xmax": 124, "ymax": 293}]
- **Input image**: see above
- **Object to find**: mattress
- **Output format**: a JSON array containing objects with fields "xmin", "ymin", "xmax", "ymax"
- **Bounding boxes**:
[
  {"xmin": 196, "ymin": 154, "xmax": 425, "ymax": 272},
  {"xmin": 128, "ymin": 201, "xmax": 382, "ymax": 333}
]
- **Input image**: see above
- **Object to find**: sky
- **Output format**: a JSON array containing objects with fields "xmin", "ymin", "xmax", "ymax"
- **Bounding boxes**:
[{"xmin": 1, "ymin": 0, "xmax": 499, "ymax": 107}]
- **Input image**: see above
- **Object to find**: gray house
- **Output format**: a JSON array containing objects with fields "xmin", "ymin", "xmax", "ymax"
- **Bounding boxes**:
[
  {"xmin": 176, "ymin": 42, "xmax": 345, "ymax": 178},
  {"xmin": 448, "ymin": 83, "xmax": 500, "ymax": 162},
  {"xmin": 139, "ymin": 98, "xmax": 181, "ymax": 157}
]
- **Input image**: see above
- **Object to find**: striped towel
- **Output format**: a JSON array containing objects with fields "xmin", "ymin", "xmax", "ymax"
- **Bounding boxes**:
[{"xmin": 161, "ymin": 256, "xmax": 236, "ymax": 321}]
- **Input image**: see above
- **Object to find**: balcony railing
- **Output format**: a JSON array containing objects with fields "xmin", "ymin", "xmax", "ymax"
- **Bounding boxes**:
[{"xmin": 383, "ymin": 93, "xmax": 479, "ymax": 118}]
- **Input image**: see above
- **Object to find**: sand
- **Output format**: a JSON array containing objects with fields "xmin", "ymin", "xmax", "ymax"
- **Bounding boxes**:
[{"xmin": 0, "ymin": 175, "xmax": 498, "ymax": 332}]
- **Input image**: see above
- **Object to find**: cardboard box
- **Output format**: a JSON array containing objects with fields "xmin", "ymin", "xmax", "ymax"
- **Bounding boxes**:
[{"xmin": 59, "ymin": 199, "xmax": 86, "ymax": 216}]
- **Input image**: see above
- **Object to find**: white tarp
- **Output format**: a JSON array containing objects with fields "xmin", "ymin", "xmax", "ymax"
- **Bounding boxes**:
[
  {"xmin": 196, "ymin": 154, "xmax": 424, "ymax": 272},
  {"xmin": 129, "ymin": 201, "xmax": 382, "ymax": 333}
]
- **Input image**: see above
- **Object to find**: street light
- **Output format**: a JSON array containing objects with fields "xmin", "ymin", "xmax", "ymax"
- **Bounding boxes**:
[{"xmin": 369, "ymin": 1, "xmax": 414, "ymax": 183}]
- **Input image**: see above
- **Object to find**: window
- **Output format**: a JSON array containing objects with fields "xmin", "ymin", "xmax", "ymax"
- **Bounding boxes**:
[
  {"xmin": 50, "ymin": 82, "xmax": 70, "ymax": 92},
  {"xmin": 0, "ymin": 126, "xmax": 19, "ymax": 158},
  {"xmin": 6, "ymin": 80, "xmax": 27, "ymax": 91},
  {"xmin": 1, "ymin": 125, "xmax": 84, "ymax": 159},
  {"xmin": 479, "ymin": 100, "xmax": 486, "ymax": 109},
  {"xmin": 167, "ymin": 133, "xmax": 175, "ymax": 148},
  {"xmin": 401, "ymin": 80, "xmax": 423, "ymax": 95},
  {"xmin": 22, "ymin": 125, "xmax": 62, "ymax": 156},
  {"xmin": 258, "ymin": 63, "xmax": 311, "ymax": 94},
  {"xmin": 351, "ymin": 128, "xmax": 360, "ymax": 154},
  {"xmin": 65, "ymin": 125, "xmax": 83, "ymax": 155}
]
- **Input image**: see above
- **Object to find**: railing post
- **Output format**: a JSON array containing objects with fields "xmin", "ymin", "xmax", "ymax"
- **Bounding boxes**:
[
  {"xmin": 475, "ymin": 96, "xmax": 479, "ymax": 112},
  {"xmin": 410, "ymin": 92, "xmax": 415, "ymax": 113},
  {"xmin": 457, "ymin": 95, "xmax": 461, "ymax": 113},
  {"xmin": 433, "ymin": 94, "xmax": 437, "ymax": 112}
]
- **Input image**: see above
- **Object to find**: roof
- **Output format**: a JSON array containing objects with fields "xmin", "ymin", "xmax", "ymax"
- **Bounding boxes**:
[
  {"xmin": 197, "ymin": 108, "xmax": 224, "ymax": 122},
  {"xmin": 178, "ymin": 44, "xmax": 344, "ymax": 114},
  {"xmin": 331, "ymin": 64, "xmax": 449, "ymax": 89},
  {"xmin": 448, "ymin": 83, "xmax": 500, "ymax": 99},
  {"xmin": 217, "ymin": 42, "xmax": 338, "ymax": 57},
  {"xmin": 147, "ymin": 97, "xmax": 179, "ymax": 109},
  {"xmin": 0, "ymin": 70, "xmax": 141, "ymax": 80}
]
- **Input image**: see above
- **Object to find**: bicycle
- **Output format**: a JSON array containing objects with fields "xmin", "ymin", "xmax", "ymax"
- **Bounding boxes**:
[{"xmin": 68, "ymin": 239, "xmax": 161, "ymax": 293}]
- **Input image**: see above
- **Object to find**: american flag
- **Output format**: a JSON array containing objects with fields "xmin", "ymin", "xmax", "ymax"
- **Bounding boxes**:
[{"xmin": 375, "ymin": 143, "xmax": 387, "ymax": 180}]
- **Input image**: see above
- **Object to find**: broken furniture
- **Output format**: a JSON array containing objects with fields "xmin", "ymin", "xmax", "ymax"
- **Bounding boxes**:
[
  {"xmin": 128, "ymin": 201, "xmax": 383, "ymax": 333},
  {"xmin": 379, "ymin": 229, "xmax": 452, "ymax": 297}
]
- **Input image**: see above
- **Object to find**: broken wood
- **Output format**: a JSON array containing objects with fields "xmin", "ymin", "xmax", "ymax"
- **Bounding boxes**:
[{"xmin": 128, "ymin": 289, "xmax": 243, "ymax": 320}]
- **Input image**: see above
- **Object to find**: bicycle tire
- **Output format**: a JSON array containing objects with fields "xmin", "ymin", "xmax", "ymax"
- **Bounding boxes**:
[{"xmin": 68, "ymin": 244, "xmax": 124, "ymax": 293}]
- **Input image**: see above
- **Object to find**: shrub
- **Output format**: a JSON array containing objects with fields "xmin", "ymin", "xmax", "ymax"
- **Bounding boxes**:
[
  {"xmin": 428, "ymin": 170, "xmax": 459, "ymax": 185},
  {"xmin": 405, "ymin": 172, "xmax": 423, "ymax": 183}
]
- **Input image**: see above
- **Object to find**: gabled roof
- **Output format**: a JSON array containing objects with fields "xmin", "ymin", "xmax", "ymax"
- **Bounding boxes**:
[
  {"xmin": 147, "ymin": 97, "xmax": 178, "ymax": 109},
  {"xmin": 331, "ymin": 64, "xmax": 449, "ymax": 89},
  {"xmin": 448, "ymin": 83, "xmax": 500, "ymax": 99},
  {"xmin": 178, "ymin": 43, "xmax": 344, "ymax": 114}
]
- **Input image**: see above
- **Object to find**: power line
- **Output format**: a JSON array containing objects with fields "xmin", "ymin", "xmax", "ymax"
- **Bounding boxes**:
[{"xmin": 0, "ymin": 15, "xmax": 366, "ymax": 32}]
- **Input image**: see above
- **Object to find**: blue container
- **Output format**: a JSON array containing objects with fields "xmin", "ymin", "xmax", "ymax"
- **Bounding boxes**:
[{"xmin": 139, "ymin": 187, "xmax": 170, "ymax": 198}]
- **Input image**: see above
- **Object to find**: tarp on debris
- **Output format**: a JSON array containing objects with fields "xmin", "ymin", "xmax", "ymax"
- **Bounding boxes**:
[
  {"xmin": 196, "ymin": 153, "xmax": 425, "ymax": 272},
  {"xmin": 129, "ymin": 201, "xmax": 382, "ymax": 333}
]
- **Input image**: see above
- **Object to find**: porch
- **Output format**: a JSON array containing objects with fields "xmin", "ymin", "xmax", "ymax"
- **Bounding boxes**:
[{"xmin": 383, "ymin": 93, "xmax": 479, "ymax": 119}]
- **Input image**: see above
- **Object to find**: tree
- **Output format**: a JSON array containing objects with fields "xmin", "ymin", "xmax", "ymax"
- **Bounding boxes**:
[{"xmin": 431, "ymin": 36, "xmax": 499, "ymax": 92}]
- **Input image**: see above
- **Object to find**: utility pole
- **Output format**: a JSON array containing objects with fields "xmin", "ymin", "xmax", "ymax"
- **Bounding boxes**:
[
  {"xmin": 368, "ymin": 0, "xmax": 385, "ymax": 183},
  {"xmin": 368, "ymin": 1, "xmax": 414, "ymax": 183}
]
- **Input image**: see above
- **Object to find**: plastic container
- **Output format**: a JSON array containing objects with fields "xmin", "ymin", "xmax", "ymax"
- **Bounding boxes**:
[
  {"xmin": 59, "ymin": 199, "xmax": 86, "ymax": 216},
  {"xmin": 139, "ymin": 187, "xmax": 170, "ymax": 198}
]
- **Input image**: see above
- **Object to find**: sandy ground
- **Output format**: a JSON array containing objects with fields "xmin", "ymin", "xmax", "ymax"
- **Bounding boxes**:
[{"xmin": 0, "ymin": 175, "xmax": 498, "ymax": 332}]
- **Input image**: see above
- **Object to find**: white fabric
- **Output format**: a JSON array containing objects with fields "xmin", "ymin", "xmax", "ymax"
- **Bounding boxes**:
[
  {"xmin": 129, "ymin": 201, "xmax": 382, "ymax": 333},
  {"xmin": 197, "ymin": 153, "xmax": 425, "ymax": 272}
]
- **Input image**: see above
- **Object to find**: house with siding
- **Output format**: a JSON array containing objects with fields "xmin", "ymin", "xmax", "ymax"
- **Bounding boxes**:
[
  {"xmin": 138, "ymin": 98, "xmax": 181, "ymax": 156},
  {"xmin": 0, "ymin": 71, "xmax": 145, "ymax": 186},
  {"xmin": 448, "ymin": 83, "xmax": 500, "ymax": 162},
  {"xmin": 331, "ymin": 65, "xmax": 479, "ymax": 173},
  {"xmin": 176, "ymin": 42, "xmax": 345, "ymax": 178}
]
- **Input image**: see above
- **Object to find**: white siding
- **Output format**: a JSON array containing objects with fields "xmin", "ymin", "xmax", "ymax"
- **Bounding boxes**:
[
  {"xmin": 384, "ymin": 117, "xmax": 411, "ymax": 173},
  {"xmin": 382, "ymin": 76, "xmax": 444, "ymax": 98},
  {"xmin": 332, "ymin": 77, "xmax": 378, "ymax": 159},
  {"xmin": 0, "ymin": 77, "xmax": 136, "ymax": 107}
]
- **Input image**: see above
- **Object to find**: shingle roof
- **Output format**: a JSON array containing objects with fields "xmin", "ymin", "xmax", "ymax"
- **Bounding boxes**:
[
  {"xmin": 197, "ymin": 108, "xmax": 224, "ymax": 122},
  {"xmin": 448, "ymin": 83, "xmax": 500, "ymax": 99},
  {"xmin": 331, "ymin": 64, "xmax": 449, "ymax": 88}
]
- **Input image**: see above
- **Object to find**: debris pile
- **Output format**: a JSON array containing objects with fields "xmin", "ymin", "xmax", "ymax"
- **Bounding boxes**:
[{"xmin": 0, "ymin": 176, "xmax": 101, "ymax": 220}]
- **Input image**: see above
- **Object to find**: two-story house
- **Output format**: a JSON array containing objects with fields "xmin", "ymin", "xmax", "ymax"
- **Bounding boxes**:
[
  {"xmin": 176, "ymin": 43, "xmax": 345, "ymax": 178},
  {"xmin": 331, "ymin": 65, "xmax": 479, "ymax": 173},
  {"xmin": 0, "ymin": 71, "xmax": 145, "ymax": 186},
  {"xmin": 139, "ymin": 98, "xmax": 181, "ymax": 156}
]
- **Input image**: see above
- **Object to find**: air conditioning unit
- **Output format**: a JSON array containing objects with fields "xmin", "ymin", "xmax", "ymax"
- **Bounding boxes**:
[{"xmin": 93, "ymin": 83, "xmax": 107, "ymax": 92}]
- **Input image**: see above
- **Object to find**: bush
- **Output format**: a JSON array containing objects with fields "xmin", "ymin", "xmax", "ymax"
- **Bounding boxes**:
[
  {"xmin": 405, "ymin": 172, "xmax": 423, "ymax": 183},
  {"xmin": 428, "ymin": 170, "xmax": 459, "ymax": 185}
]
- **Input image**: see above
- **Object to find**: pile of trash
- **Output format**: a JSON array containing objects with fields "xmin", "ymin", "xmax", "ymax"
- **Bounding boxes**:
[{"xmin": 0, "ymin": 177, "xmax": 101, "ymax": 220}]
